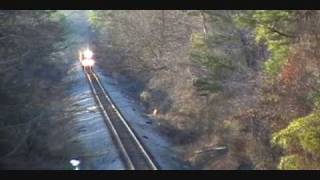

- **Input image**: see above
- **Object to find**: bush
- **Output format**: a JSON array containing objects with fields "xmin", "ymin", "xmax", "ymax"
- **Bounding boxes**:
[{"xmin": 272, "ymin": 112, "xmax": 320, "ymax": 169}]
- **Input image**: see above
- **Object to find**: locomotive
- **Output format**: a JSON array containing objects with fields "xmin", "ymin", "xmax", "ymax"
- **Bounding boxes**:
[{"xmin": 79, "ymin": 48, "xmax": 95, "ymax": 72}]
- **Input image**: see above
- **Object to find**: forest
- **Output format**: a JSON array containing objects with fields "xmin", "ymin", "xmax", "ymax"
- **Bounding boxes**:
[{"xmin": 1, "ymin": 10, "xmax": 320, "ymax": 170}]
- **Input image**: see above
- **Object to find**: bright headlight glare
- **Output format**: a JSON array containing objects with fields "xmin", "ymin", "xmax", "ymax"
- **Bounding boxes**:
[
  {"xmin": 82, "ymin": 59, "xmax": 95, "ymax": 66},
  {"xmin": 83, "ymin": 49, "xmax": 93, "ymax": 59}
]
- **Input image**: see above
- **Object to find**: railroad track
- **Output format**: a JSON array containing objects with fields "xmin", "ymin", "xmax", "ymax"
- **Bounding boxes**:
[{"xmin": 83, "ymin": 68, "xmax": 159, "ymax": 170}]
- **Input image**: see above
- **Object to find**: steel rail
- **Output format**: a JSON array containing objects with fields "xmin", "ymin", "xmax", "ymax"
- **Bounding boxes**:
[{"xmin": 84, "ymin": 68, "xmax": 158, "ymax": 170}]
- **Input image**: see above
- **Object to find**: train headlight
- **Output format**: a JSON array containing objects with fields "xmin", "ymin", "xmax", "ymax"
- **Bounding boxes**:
[
  {"xmin": 82, "ymin": 58, "xmax": 95, "ymax": 67},
  {"xmin": 83, "ymin": 49, "xmax": 93, "ymax": 59}
]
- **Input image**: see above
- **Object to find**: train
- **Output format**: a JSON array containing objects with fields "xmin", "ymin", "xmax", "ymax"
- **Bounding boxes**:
[{"xmin": 79, "ymin": 48, "xmax": 95, "ymax": 72}]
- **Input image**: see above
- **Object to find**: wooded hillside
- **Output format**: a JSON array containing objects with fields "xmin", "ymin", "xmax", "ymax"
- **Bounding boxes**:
[{"xmin": 89, "ymin": 10, "xmax": 320, "ymax": 169}]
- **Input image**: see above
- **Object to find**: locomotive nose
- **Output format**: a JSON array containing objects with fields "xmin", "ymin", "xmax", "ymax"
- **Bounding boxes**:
[
  {"xmin": 83, "ymin": 48, "xmax": 93, "ymax": 59},
  {"xmin": 82, "ymin": 58, "xmax": 95, "ymax": 66},
  {"xmin": 80, "ymin": 48, "xmax": 95, "ymax": 67}
]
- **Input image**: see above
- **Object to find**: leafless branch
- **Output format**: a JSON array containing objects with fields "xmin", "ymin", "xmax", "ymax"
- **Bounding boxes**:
[{"xmin": 267, "ymin": 26, "xmax": 296, "ymax": 38}]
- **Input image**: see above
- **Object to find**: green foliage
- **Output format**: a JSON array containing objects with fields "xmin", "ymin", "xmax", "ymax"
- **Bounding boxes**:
[
  {"xmin": 190, "ymin": 31, "xmax": 234, "ymax": 74},
  {"xmin": 88, "ymin": 10, "xmax": 103, "ymax": 29},
  {"xmin": 236, "ymin": 10, "xmax": 295, "ymax": 77},
  {"xmin": 272, "ymin": 112, "xmax": 320, "ymax": 169},
  {"xmin": 189, "ymin": 11, "xmax": 246, "ymax": 94},
  {"xmin": 190, "ymin": 31, "xmax": 234, "ymax": 93},
  {"xmin": 278, "ymin": 155, "xmax": 301, "ymax": 170},
  {"xmin": 192, "ymin": 52, "xmax": 234, "ymax": 74},
  {"xmin": 193, "ymin": 78, "xmax": 223, "ymax": 94},
  {"xmin": 264, "ymin": 44, "xmax": 289, "ymax": 77},
  {"xmin": 308, "ymin": 91, "xmax": 320, "ymax": 110},
  {"xmin": 88, "ymin": 10, "xmax": 113, "ymax": 31},
  {"xmin": 191, "ymin": 32, "xmax": 207, "ymax": 49}
]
